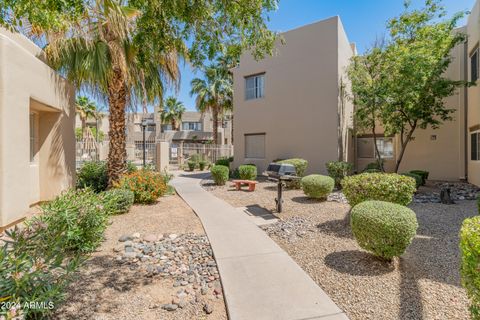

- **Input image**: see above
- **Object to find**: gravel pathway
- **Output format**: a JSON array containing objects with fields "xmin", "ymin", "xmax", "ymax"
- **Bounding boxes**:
[
  {"xmin": 205, "ymin": 178, "xmax": 477, "ymax": 320},
  {"xmin": 55, "ymin": 194, "xmax": 227, "ymax": 320}
]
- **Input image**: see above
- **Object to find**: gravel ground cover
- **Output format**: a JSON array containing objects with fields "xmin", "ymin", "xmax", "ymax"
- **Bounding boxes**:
[
  {"xmin": 55, "ymin": 194, "xmax": 227, "ymax": 320},
  {"xmin": 204, "ymin": 177, "xmax": 477, "ymax": 320}
]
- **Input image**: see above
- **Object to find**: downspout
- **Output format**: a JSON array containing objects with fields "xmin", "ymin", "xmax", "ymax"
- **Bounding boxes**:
[{"xmin": 464, "ymin": 39, "xmax": 469, "ymax": 181}]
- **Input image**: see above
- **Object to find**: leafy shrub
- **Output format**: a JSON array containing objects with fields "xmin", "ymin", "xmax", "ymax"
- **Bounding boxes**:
[
  {"xmin": 478, "ymin": 196, "xmax": 480, "ymax": 214},
  {"xmin": 460, "ymin": 216, "xmax": 480, "ymax": 318},
  {"xmin": 351, "ymin": 200, "xmax": 418, "ymax": 260},
  {"xmin": 215, "ymin": 157, "xmax": 231, "ymax": 167},
  {"xmin": 401, "ymin": 172, "xmax": 422, "ymax": 188},
  {"xmin": 409, "ymin": 170, "xmax": 429, "ymax": 184},
  {"xmin": 39, "ymin": 189, "xmax": 108, "ymax": 253},
  {"xmin": 187, "ymin": 161, "xmax": 197, "ymax": 171},
  {"xmin": 363, "ymin": 160, "xmax": 383, "ymax": 172},
  {"xmin": 199, "ymin": 160, "xmax": 207, "ymax": 171},
  {"xmin": 342, "ymin": 173, "xmax": 417, "ymax": 207},
  {"xmin": 77, "ymin": 161, "xmax": 108, "ymax": 192},
  {"xmin": 238, "ymin": 165, "xmax": 257, "ymax": 180},
  {"xmin": 326, "ymin": 161, "xmax": 352, "ymax": 189},
  {"xmin": 211, "ymin": 165, "xmax": 229, "ymax": 185},
  {"xmin": 126, "ymin": 161, "xmax": 138, "ymax": 173},
  {"xmin": 0, "ymin": 224, "xmax": 82, "ymax": 319},
  {"xmin": 301, "ymin": 175, "xmax": 334, "ymax": 199},
  {"xmin": 363, "ymin": 168, "xmax": 381, "ymax": 173},
  {"xmin": 115, "ymin": 169, "xmax": 167, "ymax": 204},
  {"xmin": 189, "ymin": 154, "xmax": 202, "ymax": 163},
  {"xmin": 101, "ymin": 189, "xmax": 134, "ymax": 215},
  {"xmin": 277, "ymin": 158, "xmax": 308, "ymax": 176}
]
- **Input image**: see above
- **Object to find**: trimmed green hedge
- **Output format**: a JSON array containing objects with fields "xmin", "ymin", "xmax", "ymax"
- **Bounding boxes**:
[
  {"xmin": 401, "ymin": 172, "xmax": 422, "ymax": 189},
  {"xmin": 187, "ymin": 161, "xmax": 196, "ymax": 171},
  {"xmin": 101, "ymin": 189, "xmax": 134, "ymax": 215},
  {"xmin": 409, "ymin": 170, "xmax": 429, "ymax": 184},
  {"xmin": 342, "ymin": 173, "xmax": 417, "ymax": 207},
  {"xmin": 215, "ymin": 157, "xmax": 231, "ymax": 167},
  {"xmin": 326, "ymin": 161, "xmax": 352, "ymax": 189},
  {"xmin": 211, "ymin": 165, "xmax": 229, "ymax": 186},
  {"xmin": 238, "ymin": 165, "xmax": 257, "ymax": 180},
  {"xmin": 277, "ymin": 158, "xmax": 308, "ymax": 176},
  {"xmin": 351, "ymin": 200, "xmax": 418, "ymax": 260},
  {"xmin": 460, "ymin": 216, "xmax": 480, "ymax": 319},
  {"xmin": 301, "ymin": 175, "xmax": 334, "ymax": 199},
  {"xmin": 77, "ymin": 161, "xmax": 108, "ymax": 192}
]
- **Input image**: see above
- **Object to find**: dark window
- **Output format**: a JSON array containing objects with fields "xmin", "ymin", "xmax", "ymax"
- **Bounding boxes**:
[
  {"xmin": 471, "ymin": 49, "xmax": 479, "ymax": 82},
  {"xmin": 472, "ymin": 132, "xmax": 479, "ymax": 161},
  {"xmin": 245, "ymin": 74, "xmax": 265, "ymax": 100}
]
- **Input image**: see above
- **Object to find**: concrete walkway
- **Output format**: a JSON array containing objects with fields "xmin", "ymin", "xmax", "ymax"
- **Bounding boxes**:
[{"xmin": 171, "ymin": 173, "xmax": 348, "ymax": 320}]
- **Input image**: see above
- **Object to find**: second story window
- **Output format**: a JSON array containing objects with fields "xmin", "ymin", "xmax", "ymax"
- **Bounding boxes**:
[
  {"xmin": 471, "ymin": 47, "xmax": 479, "ymax": 82},
  {"xmin": 182, "ymin": 122, "xmax": 202, "ymax": 131},
  {"xmin": 245, "ymin": 74, "xmax": 265, "ymax": 100}
]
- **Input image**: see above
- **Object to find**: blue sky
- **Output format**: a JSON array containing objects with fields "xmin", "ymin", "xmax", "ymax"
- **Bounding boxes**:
[{"xmin": 164, "ymin": 0, "xmax": 475, "ymax": 111}]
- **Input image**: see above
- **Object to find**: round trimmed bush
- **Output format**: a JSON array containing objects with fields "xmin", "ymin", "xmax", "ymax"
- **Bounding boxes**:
[
  {"xmin": 211, "ymin": 165, "xmax": 229, "ymax": 186},
  {"xmin": 326, "ymin": 161, "xmax": 352, "ymax": 189},
  {"xmin": 101, "ymin": 189, "xmax": 134, "ymax": 214},
  {"xmin": 238, "ymin": 165, "xmax": 257, "ymax": 180},
  {"xmin": 301, "ymin": 174, "xmax": 334, "ymax": 199},
  {"xmin": 77, "ymin": 161, "xmax": 108, "ymax": 192},
  {"xmin": 460, "ymin": 216, "xmax": 480, "ymax": 318},
  {"xmin": 409, "ymin": 170, "xmax": 429, "ymax": 185},
  {"xmin": 341, "ymin": 173, "xmax": 417, "ymax": 207},
  {"xmin": 277, "ymin": 158, "xmax": 308, "ymax": 176},
  {"xmin": 351, "ymin": 200, "xmax": 418, "ymax": 260}
]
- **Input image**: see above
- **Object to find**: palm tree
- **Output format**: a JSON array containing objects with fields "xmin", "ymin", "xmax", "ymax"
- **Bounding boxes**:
[
  {"xmin": 160, "ymin": 97, "xmax": 186, "ymax": 131},
  {"xmin": 46, "ymin": 0, "xmax": 180, "ymax": 185},
  {"xmin": 190, "ymin": 63, "xmax": 232, "ymax": 145},
  {"xmin": 76, "ymin": 96, "xmax": 98, "ymax": 140}
]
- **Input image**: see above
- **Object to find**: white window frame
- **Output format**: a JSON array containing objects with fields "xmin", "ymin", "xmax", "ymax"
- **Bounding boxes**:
[
  {"xmin": 245, "ymin": 74, "xmax": 265, "ymax": 100},
  {"xmin": 375, "ymin": 137, "xmax": 394, "ymax": 159},
  {"xmin": 471, "ymin": 131, "xmax": 480, "ymax": 161},
  {"xmin": 182, "ymin": 122, "xmax": 202, "ymax": 131},
  {"xmin": 30, "ymin": 111, "xmax": 39, "ymax": 163}
]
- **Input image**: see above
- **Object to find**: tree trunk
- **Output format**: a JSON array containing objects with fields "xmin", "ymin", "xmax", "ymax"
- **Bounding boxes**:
[
  {"xmin": 107, "ymin": 67, "xmax": 128, "ymax": 187},
  {"xmin": 81, "ymin": 118, "xmax": 87, "ymax": 140},
  {"xmin": 212, "ymin": 107, "xmax": 219, "ymax": 145},
  {"xmin": 394, "ymin": 126, "xmax": 416, "ymax": 173}
]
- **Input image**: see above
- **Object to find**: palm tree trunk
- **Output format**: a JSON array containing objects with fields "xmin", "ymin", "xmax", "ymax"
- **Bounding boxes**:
[
  {"xmin": 81, "ymin": 118, "xmax": 87, "ymax": 140},
  {"xmin": 107, "ymin": 67, "xmax": 128, "ymax": 187},
  {"xmin": 212, "ymin": 107, "xmax": 219, "ymax": 145}
]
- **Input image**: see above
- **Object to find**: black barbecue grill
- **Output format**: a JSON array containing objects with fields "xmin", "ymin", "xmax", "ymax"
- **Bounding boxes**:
[{"xmin": 265, "ymin": 163, "xmax": 300, "ymax": 213}]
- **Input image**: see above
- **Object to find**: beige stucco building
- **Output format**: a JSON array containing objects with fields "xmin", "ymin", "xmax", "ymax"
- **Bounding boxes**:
[
  {"xmin": 0, "ymin": 28, "xmax": 76, "ymax": 229},
  {"xmin": 232, "ymin": 16, "xmax": 355, "ymax": 174}
]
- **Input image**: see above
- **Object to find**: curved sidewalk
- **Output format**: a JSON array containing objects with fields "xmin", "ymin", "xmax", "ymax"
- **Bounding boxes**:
[{"xmin": 171, "ymin": 173, "xmax": 348, "ymax": 320}]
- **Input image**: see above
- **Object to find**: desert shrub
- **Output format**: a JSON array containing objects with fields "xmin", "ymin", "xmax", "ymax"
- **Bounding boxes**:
[
  {"xmin": 301, "ymin": 175, "xmax": 334, "ymax": 199},
  {"xmin": 277, "ymin": 158, "xmax": 308, "ymax": 176},
  {"xmin": 101, "ymin": 189, "xmax": 134, "ymax": 215},
  {"xmin": 460, "ymin": 216, "xmax": 480, "ymax": 318},
  {"xmin": 401, "ymin": 172, "xmax": 422, "ymax": 189},
  {"xmin": 351, "ymin": 200, "xmax": 418, "ymax": 260},
  {"xmin": 342, "ymin": 173, "xmax": 417, "ymax": 207},
  {"xmin": 126, "ymin": 161, "xmax": 138, "ymax": 173},
  {"xmin": 77, "ymin": 161, "xmax": 108, "ymax": 192},
  {"xmin": 39, "ymin": 189, "xmax": 108, "ymax": 253},
  {"xmin": 189, "ymin": 154, "xmax": 202, "ymax": 163},
  {"xmin": 115, "ymin": 170, "xmax": 167, "ymax": 204},
  {"xmin": 199, "ymin": 160, "xmax": 207, "ymax": 171},
  {"xmin": 215, "ymin": 157, "xmax": 230, "ymax": 167},
  {"xmin": 211, "ymin": 165, "xmax": 229, "ymax": 185},
  {"xmin": 326, "ymin": 161, "xmax": 352, "ymax": 189},
  {"xmin": 187, "ymin": 161, "xmax": 197, "ymax": 171},
  {"xmin": 0, "ymin": 224, "xmax": 82, "ymax": 319},
  {"xmin": 363, "ymin": 168, "xmax": 381, "ymax": 173},
  {"xmin": 238, "ymin": 165, "xmax": 257, "ymax": 180},
  {"xmin": 409, "ymin": 170, "xmax": 429, "ymax": 184}
]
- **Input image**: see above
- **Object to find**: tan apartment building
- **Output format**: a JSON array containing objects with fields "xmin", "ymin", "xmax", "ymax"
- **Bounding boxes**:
[
  {"xmin": 232, "ymin": 16, "xmax": 355, "ymax": 174},
  {"xmin": 0, "ymin": 28, "xmax": 76, "ymax": 229}
]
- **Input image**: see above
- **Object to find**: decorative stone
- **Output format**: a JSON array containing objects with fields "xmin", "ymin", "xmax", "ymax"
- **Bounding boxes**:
[
  {"xmin": 162, "ymin": 304, "xmax": 178, "ymax": 311},
  {"xmin": 143, "ymin": 234, "xmax": 157, "ymax": 242},
  {"xmin": 118, "ymin": 235, "xmax": 132, "ymax": 242},
  {"xmin": 203, "ymin": 303, "xmax": 213, "ymax": 314}
]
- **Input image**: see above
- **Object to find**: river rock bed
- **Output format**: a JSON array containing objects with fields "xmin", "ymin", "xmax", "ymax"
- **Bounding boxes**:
[
  {"xmin": 414, "ymin": 181, "xmax": 479, "ymax": 203},
  {"xmin": 116, "ymin": 232, "xmax": 223, "ymax": 313}
]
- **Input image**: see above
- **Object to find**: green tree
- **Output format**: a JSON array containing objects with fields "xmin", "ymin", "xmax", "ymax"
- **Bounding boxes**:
[
  {"xmin": 348, "ymin": 44, "xmax": 389, "ymax": 171},
  {"xmin": 190, "ymin": 61, "xmax": 233, "ymax": 145},
  {"xmin": 76, "ymin": 96, "xmax": 98, "ymax": 140},
  {"xmin": 4, "ymin": 0, "xmax": 278, "ymax": 185},
  {"xmin": 382, "ymin": 0, "xmax": 468, "ymax": 172},
  {"xmin": 160, "ymin": 97, "xmax": 186, "ymax": 131}
]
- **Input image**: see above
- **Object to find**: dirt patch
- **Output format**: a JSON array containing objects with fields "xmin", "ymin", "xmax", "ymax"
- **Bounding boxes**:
[
  {"xmin": 206, "ymin": 179, "xmax": 475, "ymax": 320},
  {"xmin": 55, "ymin": 194, "xmax": 227, "ymax": 320}
]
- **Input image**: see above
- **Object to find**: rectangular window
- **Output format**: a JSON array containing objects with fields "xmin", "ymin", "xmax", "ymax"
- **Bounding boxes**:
[
  {"xmin": 471, "ymin": 48, "xmax": 479, "ymax": 82},
  {"xmin": 472, "ymin": 132, "xmax": 480, "ymax": 161},
  {"xmin": 245, "ymin": 133, "xmax": 265, "ymax": 159},
  {"xmin": 30, "ymin": 112, "xmax": 38, "ymax": 162},
  {"xmin": 182, "ymin": 122, "xmax": 202, "ymax": 131},
  {"xmin": 162, "ymin": 124, "xmax": 173, "ymax": 131},
  {"xmin": 245, "ymin": 74, "xmax": 265, "ymax": 100},
  {"xmin": 357, "ymin": 137, "xmax": 394, "ymax": 159}
]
